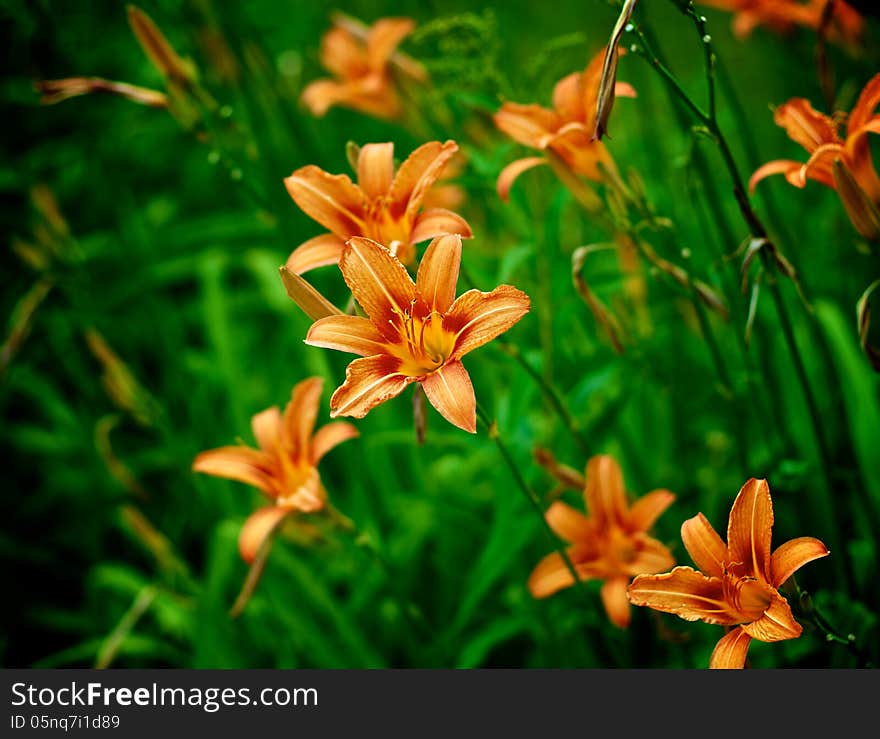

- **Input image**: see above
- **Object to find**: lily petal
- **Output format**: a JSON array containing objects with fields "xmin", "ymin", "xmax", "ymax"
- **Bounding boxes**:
[
  {"xmin": 627, "ymin": 567, "xmax": 740, "ymax": 625},
  {"xmin": 801, "ymin": 142, "xmax": 845, "ymax": 189},
  {"xmin": 847, "ymin": 72, "xmax": 880, "ymax": 136},
  {"xmin": 544, "ymin": 500, "xmax": 592, "ymax": 543},
  {"xmin": 319, "ymin": 25, "xmax": 368, "ymax": 79},
  {"xmin": 366, "ymin": 17, "xmax": 416, "ymax": 71},
  {"xmin": 301, "ymin": 79, "xmax": 351, "ymax": 117},
  {"xmin": 239, "ymin": 506, "xmax": 291, "ymax": 564},
  {"xmin": 770, "ymin": 536, "xmax": 830, "ymax": 588},
  {"xmin": 310, "ymin": 421, "xmax": 359, "ymax": 464},
  {"xmin": 773, "ymin": 98, "xmax": 840, "ymax": 152},
  {"xmin": 306, "ymin": 314, "xmax": 389, "ymax": 356},
  {"xmin": 741, "ymin": 592, "xmax": 802, "ymax": 642},
  {"xmin": 389, "ymin": 140, "xmax": 460, "ymax": 221},
  {"xmin": 415, "ymin": 234, "xmax": 461, "ymax": 314},
  {"xmin": 528, "ymin": 548, "xmax": 602, "ymax": 598},
  {"xmin": 329, "ymin": 354, "xmax": 412, "ymax": 419},
  {"xmin": 627, "ymin": 488, "xmax": 675, "ymax": 533},
  {"xmin": 727, "ymin": 478, "xmax": 773, "ymax": 582},
  {"xmin": 446, "ymin": 285, "xmax": 531, "ymax": 360},
  {"xmin": 584, "ymin": 454, "xmax": 628, "ymax": 529},
  {"xmin": 410, "ymin": 208, "xmax": 472, "ymax": 244},
  {"xmin": 356, "ymin": 142, "xmax": 395, "ymax": 199},
  {"xmin": 192, "ymin": 446, "xmax": 275, "ymax": 495},
  {"xmin": 283, "ymin": 377, "xmax": 324, "ymax": 460},
  {"xmin": 251, "ymin": 407, "xmax": 281, "ymax": 451},
  {"xmin": 340, "ymin": 237, "xmax": 415, "ymax": 329},
  {"xmin": 681, "ymin": 512, "xmax": 728, "ymax": 578},
  {"xmin": 709, "ymin": 627, "xmax": 752, "ymax": 669},
  {"xmin": 496, "ymin": 157, "xmax": 548, "ymax": 202},
  {"xmin": 749, "ymin": 159, "xmax": 807, "ymax": 192},
  {"xmin": 626, "ymin": 534, "xmax": 676, "ymax": 577},
  {"xmin": 421, "ymin": 360, "xmax": 476, "ymax": 433},
  {"xmin": 285, "ymin": 233, "xmax": 347, "ymax": 274},
  {"xmin": 601, "ymin": 578, "xmax": 632, "ymax": 629},
  {"xmin": 552, "ymin": 71, "xmax": 583, "ymax": 123},
  {"xmin": 284, "ymin": 165, "xmax": 366, "ymax": 237},
  {"xmin": 493, "ymin": 104, "xmax": 561, "ymax": 149}
]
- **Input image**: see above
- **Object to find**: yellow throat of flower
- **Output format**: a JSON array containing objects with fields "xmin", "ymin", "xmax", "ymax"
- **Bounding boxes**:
[{"xmin": 390, "ymin": 307, "xmax": 456, "ymax": 377}]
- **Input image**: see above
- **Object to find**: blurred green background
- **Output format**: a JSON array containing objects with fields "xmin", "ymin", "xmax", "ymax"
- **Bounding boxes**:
[{"xmin": 2, "ymin": 0, "xmax": 878, "ymax": 668}]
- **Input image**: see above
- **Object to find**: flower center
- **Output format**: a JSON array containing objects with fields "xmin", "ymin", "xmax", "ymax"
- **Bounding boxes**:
[
  {"xmin": 722, "ymin": 571, "xmax": 774, "ymax": 623},
  {"xmin": 389, "ymin": 305, "xmax": 456, "ymax": 376}
]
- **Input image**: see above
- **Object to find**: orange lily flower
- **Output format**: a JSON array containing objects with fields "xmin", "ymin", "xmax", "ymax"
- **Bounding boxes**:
[
  {"xmin": 304, "ymin": 234, "xmax": 530, "ymax": 433},
  {"xmin": 301, "ymin": 15, "xmax": 427, "ymax": 120},
  {"xmin": 699, "ymin": 0, "xmax": 863, "ymax": 42},
  {"xmin": 627, "ymin": 478, "xmax": 830, "ymax": 669},
  {"xmin": 528, "ymin": 455, "xmax": 676, "ymax": 629},
  {"xmin": 493, "ymin": 47, "xmax": 636, "ymax": 201},
  {"xmin": 192, "ymin": 377, "xmax": 358, "ymax": 563},
  {"xmin": 284, "ymin": 140, "xmax": 473, "ymax": 275},
  {"xmin": 750, "ymin": 74, "xmax": 880, "ymax": 240}
]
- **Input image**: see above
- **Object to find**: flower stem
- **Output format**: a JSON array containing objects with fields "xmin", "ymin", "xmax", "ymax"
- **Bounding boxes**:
[{"xmin": 475, "ymin": 402, "xmax": 587, "ymax": 594}]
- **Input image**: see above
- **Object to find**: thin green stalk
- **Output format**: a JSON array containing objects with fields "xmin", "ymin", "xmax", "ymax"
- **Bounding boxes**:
[{"xmin": 475, "ymin": 402, "xmax": 587, "ymax": 594}]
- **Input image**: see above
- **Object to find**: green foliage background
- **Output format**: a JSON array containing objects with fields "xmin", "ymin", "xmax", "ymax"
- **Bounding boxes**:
[{"xmin": 2, "ymin": 0, "xmax": 878, "ymax": 668}]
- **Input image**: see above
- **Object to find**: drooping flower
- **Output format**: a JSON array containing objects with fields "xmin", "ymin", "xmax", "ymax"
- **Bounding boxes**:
[
  {"xmin": 284, "ymin": 140, "xmax": 472, "ymax": 275},
  {"xmin": 192, "ymin": 377, "xmax": 358, "ymax": 563},
  {"xmin": 627, "ymin": 478, "xmax": 830, "ymax": 668},
  {"xmin": 698, "ymin": 0, "xmax": 863, "ymax": 43},
  {"xmin": 528, "ymin": 454, "xmax": 676, "ymax": 628},
  {"xmin": 493, "ymin": 47, "xmax": 636, "ymax": 201},
  {"xmin": 301, "ymin": 14, "xmax": 427, "ymax": 120},
  {"xmin": 304, "ymin": 234, "xmax": 530, "ymax": 433},
  {"xmin": 749, "ymin": 74, "xmax": 880, "ymax": 240}
]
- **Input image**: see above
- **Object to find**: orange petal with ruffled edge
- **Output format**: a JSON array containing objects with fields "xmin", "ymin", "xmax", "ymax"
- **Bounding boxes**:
[
  {"xmin": 366, "ymin": 17, "xmax": 416, "ymax": 71},
  {"xmin": 415, "ymin": 234, "xmax": 461, "ymax": 313},
  {"xmin": 627, "ymin": 489, "xmax": 675, "ymax": 533},
  {"xmin": 339, "ymin": 237, "xmax": 415, "ymax": 331},
  {"xmin": 528, "ymin": 548, "xmax": 603, "ymax": 598},
  {"xmin": 584, "ymin": 454, "xmax": 628, "ymax": 530},
  {"xmin": 239, "ymin": 506, "xmax": 292, "ymax": 564},
  {"xmin": 251, "ymin": 407, "xmax": 281, "ymax": 451},
  {"xmin": 445, "ymin": 285, "xmax": 530, "ymax": 360},
  {"xmin": 709, "ymin": 627, "xmax": 752, "ymax": 669},
  {"xmin": 770, "ymin": 536, "xmax": 830, "ymax": 588},
  {"xmin": 283, "ymin": 377, "xmax": 324, "ymax": 461},
  {"xmin": 601, "ymin": 578, "xmax": 632, "ymax": 628},
  {"xmin": 801, "ymin": 142, "xmax": 845, "ymax": 189},
  {"xmin": 310, "ymin": 421, "xmax": 359, "ymax": 464},
  {"xmin": 329, "ymin": 354, "xmax": 412, "ymax": 419},
  {"xmin": 681, "ymin": 512, "xmax": 728, "ymax": 578},
  {"xmin": 286, "ymin": 233, "xmax": 347, "ymax": 274},
  {"xmin": 847, "ymin": 73, "xmax": 880, "ymax": 136},
  {"xmin": 356, "ymin": 142, "xmax": 395, "ymax": 199},
  {"xmin": 306, "ymin": 314, "xmax": 388, "ymax": 356},
  {"xmin": 742, "ymin": 592, "xmax": 802, "ymax": 642},
  {"xmin": 773, "ymin": 98, "xmax": 840, "ymax": 152},
  {"xmin": 192, "ymin": 446, "xmax": 275, "ymax": 495},
  {"xmin": 494, "ymin": 104, "xmax": 561, "ymax": 149},
  {"xmin": 544, "ymin": 501, "xmax": 592, "ymax": 543},
  {"xmin": 421, "ymin": 360, "xmax": 476, "ymax": 433},
  {"xmin": 845, "ymin": 118, "xmax": 880, "ymax": 202},
  {"xmin": 410, "ymin": 208, "xmax": 472, "ymax": 244},
  {"xmin": 627, "ymin": 567, "xmax": 739, "ymax": 625},
  {"xmin": 284, "ymin": 165, "xmax": 366, "ymax": 237},
  {"xmin": 727, "ymin": 478, "xmax": 773, "ymax": 581},
  {"xmin": 389, "ymin": 140, "xmax": 460, "ymax": 222},
  {"xmin": 497, "ymin": 157, "xmax": 547, "ymax": 202}
]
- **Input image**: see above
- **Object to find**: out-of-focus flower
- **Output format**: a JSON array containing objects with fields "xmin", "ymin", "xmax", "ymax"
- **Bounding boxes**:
[
  {"xmin": 34, "ymin": 77, "xmax": 168, "ymax": 107},
  {"xmin": 493, "ymin": 47, "xmax": 636, "ymax": 201},
  {"xmin": 284, "ymin": 140, "xmax": 472, "ymax": 274},
  {"xmin": 698, "ymin": 0, "xmax": 863, "ymax": 44},
  {"xmin": 528, "ymin": 454, "xmax": 676, "ymax": 628},
  {"xmin": 305, "ymin": 234, "xmax": 530, "ymax": 433},
  {"xmin": 192, "ymin": 377, "xmax": 358, "ymax": 562},
  {"xmin": 301, "ymin": 14, "xmax": 427, "ymax": 120},
  {"xmin": 750, "ymin": 74, "xmax": 880, "ymax": 240},
  {"xmin": 627, "ymin": 478, "xmax": 830, "ymax": 668}
]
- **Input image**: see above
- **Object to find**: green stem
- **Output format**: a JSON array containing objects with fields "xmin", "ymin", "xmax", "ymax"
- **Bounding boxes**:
[{"xmin": 475, "ymin": 402, "xmax": 587, "ymax": 595}]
